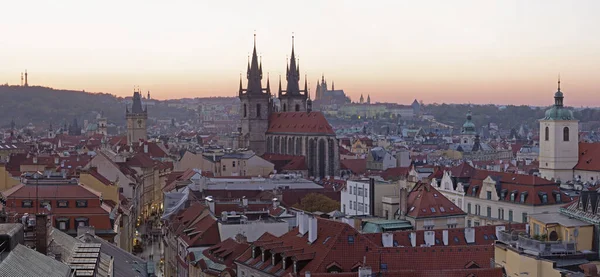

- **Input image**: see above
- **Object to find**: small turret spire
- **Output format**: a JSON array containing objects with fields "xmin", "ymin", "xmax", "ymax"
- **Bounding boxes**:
[
  {"xmin": 239, "ymin": 73, "xmax": 243, "ymax": 94},
  {"xmin": 278, "ymin": 75, "xmax": 282, "ymax": 98},
  {"xmin": 558, "ymin": 74, "xmax": 561, "ymax": 91},
  {"xmin": 266, "ymin": 73, "xmax": 271, "ymax": 94},
  {"xmin": 304, "ymin": 74, "xmax": 308, "ymax": 96}
]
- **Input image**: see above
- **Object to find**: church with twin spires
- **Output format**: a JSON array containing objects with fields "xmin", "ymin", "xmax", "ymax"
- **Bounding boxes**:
[{"xmin": 238, "ymin": 35, "xmax": 339, "ymax": 178}]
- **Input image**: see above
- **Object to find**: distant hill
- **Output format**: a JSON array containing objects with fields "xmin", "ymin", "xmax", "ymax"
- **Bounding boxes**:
[{"xmin": 0, "ymin": 85, "xmax": 192, "ymax": 129}]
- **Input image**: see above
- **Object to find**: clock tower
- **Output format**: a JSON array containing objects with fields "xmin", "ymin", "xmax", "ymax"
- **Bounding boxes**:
[{"xmin": 126, "ymin": 89, "xmax": 148, "ymax": 145}]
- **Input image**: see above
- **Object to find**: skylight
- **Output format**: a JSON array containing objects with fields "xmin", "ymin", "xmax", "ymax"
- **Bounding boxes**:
[
  {"xmin": 430, "ymin": 207, "xmax": 436, "ymax": 213},
  {"xmin": 440, "ymin": 207, "xmax": 445, "ymax": 212}
]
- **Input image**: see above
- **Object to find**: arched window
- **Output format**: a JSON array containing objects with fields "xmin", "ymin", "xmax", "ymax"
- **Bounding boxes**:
[
  {"xmin": 256, "ymin": 104, "xmax": 261, "ymax": 118},
  {"xmin": 563, "ymin": 127, "xmax": 569, "ymax": 141},
  {"xmin": 544, "ymin": 126, "xmax": 549, "ymax": 141},
  {"xmin": 295, "ymin": 104, "xmax": 300, "ymax": 111},
  {"xmin": 243, "ymin": 104, "xmax": 247, "ymax": 118}
]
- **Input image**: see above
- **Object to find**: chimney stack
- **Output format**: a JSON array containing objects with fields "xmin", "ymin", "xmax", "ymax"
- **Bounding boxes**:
[
  {"xmin": 442, "ymin": 230, "xmax": 449, "ymax": 246},
  {"xmin": 410, "ymin": 232, "xmax": 416, "ymax": 247},
  {"xmin": 424, "ymin": 231, "xmax": 435, "ymax": 246},
  {"xmin": 35, "ymin": 213, "xmax": 48, "ymax": 255},
  {"xmin": 272, "ymin": 198, "xmax": 279, "ymax": 209},
  {"xmin": 144, "ymin": 144, "xmax": 148, "ymax": 154},
  {"xmin": 33, "ymin": 156, "xmax": 38, "ymax": 164},
  {"xmin": 399, "ymin": 187, "xmax": 408, "ymax": 219},
  {"xmin": 308, "ymin": 216, "xmax": 318, "ymax": 243},
  {"xmin": 382, "ymin": 232, "xmax": 393, "ymax": 247},
  {"xmin": 464, "ymin": 228, "xmax": 475, "ymax": 244},
  {"xmin": 298, "ymin": 213, "xmax": 308, "ymax": 235},
  {"xmin": 242, "ymin": 196, "xmax": 248, "ymax": 207},
  {"xmin": 495, "ymin": 226, "xmax": 506, "ymax": 240}
]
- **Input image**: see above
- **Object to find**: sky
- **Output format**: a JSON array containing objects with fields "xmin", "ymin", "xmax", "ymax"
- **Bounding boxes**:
[{"xmin": 1, "ymin": 0, "xmax": 599, "ymax": 106}]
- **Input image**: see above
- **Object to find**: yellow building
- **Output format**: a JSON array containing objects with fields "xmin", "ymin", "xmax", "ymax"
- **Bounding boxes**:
[
  {"xmin": 0, "ymin": 164, "xmax": 19, "ymax": 192},
  {"xmin": 528, "ymin": 212, "xmax": 594, "ymax": 251},
  {"xmin": 494, "ymin": 242, "xmax": 564, "ymax": 277}
]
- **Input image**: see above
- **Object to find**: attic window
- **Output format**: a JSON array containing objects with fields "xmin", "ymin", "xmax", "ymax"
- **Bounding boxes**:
[
  {"xmin": 347, "ymin": 236, "xmax": 355, "ymax": 244},
  {"xmin": 323, "ymin": 237, "xmax": 331, "ymax": 244},
  {"xmin": 433, "ymin": 193, "xmax": 438, "ymax": 197},
  {"xmin": 440, "ymin": 207, "xmax": 446, "ymax": 213},
  {"xmin": 520, "ymin": 192, "xmax": 528, "ymax": 203},
  {"xmin": 454, "ymin": 237, "xmax": 459, "ymax": 243},
  {"xmin": 380, "ymin": 263, "xmax": 388, "ymax": 271},
  {"xmin": 483, "ymin": 235, "xmax": 489, "ymax": 240},
  {"xmin": 430, "ymin": 207, "xmax": 436, "ymax": 213},
  {"xmin": 409, "ymin": 207, "xmax": 415, "ymax": 212}
]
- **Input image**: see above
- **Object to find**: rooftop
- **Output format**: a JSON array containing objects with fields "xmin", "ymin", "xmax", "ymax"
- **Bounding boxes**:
[{"xmin": 529, "ymin": 212, "xmax": 592, "ymax": 228}]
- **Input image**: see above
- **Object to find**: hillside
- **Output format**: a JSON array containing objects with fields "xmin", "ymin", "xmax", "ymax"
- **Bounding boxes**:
[{"xmin": 0, "ymin": 85, "xmax": 192, "ymax": 128}]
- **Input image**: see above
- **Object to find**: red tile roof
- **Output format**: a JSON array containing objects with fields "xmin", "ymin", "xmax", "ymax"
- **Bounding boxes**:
[
  {"xmin": 340, "ymin": 159, "xmax": 366, "ymax": 175},
  {"xmin": 406, "ymin": 182, "xmax": 466, "ymax": 219},
  {"xmin": 200, "ymin": 238, "xmax": 250, "ymax": 271},
  {"xmin": 262, "ymin": 154, "xmax": 307, "ymax": 172},
  {"xmin": 381, "ymin": 166, "xmax": 410, "ymax": 181},
  {"xmin": 574, "ymin": 142, "xmax": 600, "ymax": 171},
  {"xmin": 126, "ymin": 153, "xmax": 155, "ymax": 168},
  {"xmin": 467, "ymin": 170, "xmax": 561, "ymax": 206},
  {"xmin": 267, "ymin": 112, "xmax": 335, "ymax": 135},
  {"xmin": 450, "ymin": 162, "xmax": 477, "ymax": 178},
  {"xmin": 179, "ymin": 215, "xmax": 220, "ymax": 247}
]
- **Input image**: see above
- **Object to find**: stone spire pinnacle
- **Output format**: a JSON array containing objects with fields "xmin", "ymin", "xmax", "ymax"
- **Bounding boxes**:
[
  {"xmin": 285, "ymin": 34, "xmax": 301, "ymax": 95},
  {"xmin": 278, "ymin": 75, "xmax": 282, "ymax": 98},
  {"xmin": 304, "ymin": 74, "xmax": 308, "ymax": 97},
  {"xmin": 266, "ymin": 73, "xmax": 271, "ymax": 94},
  {"xmin": 245, "ymin": 33, "xmax": 264, "ymax": 94},
  {"xmin": 239, "ymin": 73, "xmax": 243, "ymax": 94},
  {"xmin": 558, "ymin": 74, "xmax": 561, "ymax": 91}
]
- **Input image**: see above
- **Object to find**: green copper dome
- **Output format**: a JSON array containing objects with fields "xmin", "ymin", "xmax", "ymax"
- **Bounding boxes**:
[
  {"xmin": 462, "ymin": 110, "xmax": 477, "ymax": 134},
  {"xmin": 543, "ymin": 80, "xmax": 575, "ymax": 120}
]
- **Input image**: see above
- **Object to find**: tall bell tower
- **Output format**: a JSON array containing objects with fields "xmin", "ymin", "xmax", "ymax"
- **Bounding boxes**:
[
  {"xmin": 539, "ymin": 78, "xmax": 578, "ymax": 182},
  {"xmin": 126, "ymin": 89, "xmax": 148, "ymax": 145}
]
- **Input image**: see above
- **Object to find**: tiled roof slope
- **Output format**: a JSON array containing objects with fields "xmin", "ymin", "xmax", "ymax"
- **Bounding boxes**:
[
  {"xmin": 267, "ymin": 112, "xmax": 335, "ymax": 135},
  {"xmin": 575, "ymin": 142, "xmax": 600, "ymax": 171},
  {"xmin": 236, "ymin": 217, "xmax": 498, "ymax": 276},
  {"xmin": 407, "ymin": 182, "xmax": 466, "ymax": 219}
]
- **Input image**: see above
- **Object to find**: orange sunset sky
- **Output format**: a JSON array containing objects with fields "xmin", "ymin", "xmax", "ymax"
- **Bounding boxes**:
[{"xmin": 1, "ymin": 0, "xmax": 599, "ymax": 106}]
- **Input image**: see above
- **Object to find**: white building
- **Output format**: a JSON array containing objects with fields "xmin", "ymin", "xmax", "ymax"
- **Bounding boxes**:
[
  {"xmin": 341, "ymin": 179, "xmax": 398, "ymax": 218},
  {"xmin": 432, "ymin": 170, "xmax": 465, "ymax": 211}
]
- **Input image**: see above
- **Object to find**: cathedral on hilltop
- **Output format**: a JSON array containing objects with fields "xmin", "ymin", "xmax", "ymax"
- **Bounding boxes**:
[
  {"xmin": 314, "ymin": 75, "xmax": 351, "ymax": 105},
  {"xmin": 238, "ymin": 35, "xmax": 339, "ymax": 178},
  {"xmin": 126, "ymin": 89, "xmax": 148, "ymax": 145}
]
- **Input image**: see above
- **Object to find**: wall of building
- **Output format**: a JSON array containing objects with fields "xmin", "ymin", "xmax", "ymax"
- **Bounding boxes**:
[
  {"xmin": 176, "ymin": 151, "xmax": 214, "ymax": 172},
  {"xmin": 409, "ymin": 216, "xmax": 465, "ymax": 231},
  {"xmin": 538, "ymin": 119, "xmax": 579, "ymax": 182},
  {"xmin": 528, "ymin": 217, "xmax": 594, "ymax": 251},
  {"xmin": 495, "ymin": 244, "xmax": 562, "ymax": 277},
  {"xmin": 79, "ymin": 172, "xmax": 119, "ymax": 204},
  {"xmin": 0, "ymin": 164, "xmax": 19, "ymax": 192}
]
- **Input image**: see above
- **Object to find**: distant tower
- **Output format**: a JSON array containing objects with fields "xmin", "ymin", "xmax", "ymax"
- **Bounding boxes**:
[
  {"xmin": 97, "ymin": 111, "xmax": 108, "ymax": 136},
  {"xmin": 460, "ymin": 110, "xmax": 477, "ymax": 144},
  {"xmin": 239, "ymin": 34, "xmax": 270, "ymax": 155},
  {"xmin": 367, "ymin": 94, "xmax": 371, "ymax": 104},
  {"xmin": 307, "ymin": 87, "xmax": 313, "ymax": 112},
  {"xmin": 20, "ymin": 73, "xmax": 23, "ymax": 86},
  {"xmin": 539, "ymin": 78, "xmax": 578, "ymax": 182},
  {"xmin": 360, "ymin": 94, "xmax": 364, "ymax": 104},
  {"xmin": 278, "ymin": 35, "xmax": 308, "ymax": 112},
  {"xmin": 147, "ymin": 91, "xmax": 151, "ymax": 100},
  {"xmin": 24, "ymin": 70, "xmax": 28, "ymax": 87},
  {"xmin": 126, "ymin": 88, "xmax": 148, "ymax": 144},
  {"xmin": 48, "ymin": 124, "xmax": 56, "ymax": 139}
]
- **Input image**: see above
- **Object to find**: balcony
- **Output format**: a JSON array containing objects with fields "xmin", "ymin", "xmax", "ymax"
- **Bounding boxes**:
[{"xmin": 497, "ymin": 230, "xmax": 577, "ymax": 257}]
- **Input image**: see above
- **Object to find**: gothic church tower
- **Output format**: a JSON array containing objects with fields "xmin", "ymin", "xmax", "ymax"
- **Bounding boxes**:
[
  {"xmin": 239, "ymin": 35, "xmax": 271, "ymax": 155},
  {"xmin": 126, "ymin": 89, "xmax": 148, "ymax": 145},
  {"xmin": 539, "ymin": 79, "xmax": 578, "ymax": 182},
  {"xmin": 278, "ymin": 36, "xmax": 308, "ymax": 112}
]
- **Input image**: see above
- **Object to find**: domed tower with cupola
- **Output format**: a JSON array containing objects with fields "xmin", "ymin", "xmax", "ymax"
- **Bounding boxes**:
[
  {"xmin": 539, "ymin": 78, "xmax": 578, "ymax": 182},
  {"xmin": 460, "ymin": 110, "xmax": 477, "ymax": 145}
]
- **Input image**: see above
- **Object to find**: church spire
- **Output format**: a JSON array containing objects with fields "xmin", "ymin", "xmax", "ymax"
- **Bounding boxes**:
[
  {"xmin": 239, "ymin": 73, "xmax": 243, "ymax": 95},
  {"xmin": 558, "ymin": 74, "xmax": 561, "ymax": 91},
  {"xmin": 304, "ymin": 74, "xmax": 308, "ymax": 97},
  {"xmin": 285, "ymin": 34, "xmax": 301, "ymax": 95},
  {"xmin": 246, "ymin": 33, "xmax": 264, "ymax": 94},
  {"xmin": 278, "ymin": 75, "xmax": 282, "ymax": 98},
  {"xmin": 332, "ymin": 81, "xmax": 335, "ymax": 91},
  {"xmin": 266, "ymin": 73, "xmax": 271, "ymax": 94}
]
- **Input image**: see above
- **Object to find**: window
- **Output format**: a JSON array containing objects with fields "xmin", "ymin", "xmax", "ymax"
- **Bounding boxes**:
[
  {"xmin": 556, "ymin": 193, "xmax": 561, "ymax": 203},
  {"xmin": 222, "ymin": 164, "xmax": 226, "ymax": 171},
  {"xmin": 295, "ymin": 104, "xmax": 300, "ymax": 112},
  {"xmin": 541, "ymin": 194, "xmax": 548, "ymax": 204},
  {"xmin": 283, "ymin": 104, "xmax": 287, "ymax": 112},
  {"xmin": 349, "ymin": 201, "xmax": 352, "ymax": 210},
  {"xmin": 232, "ymin": 161, "xmax": 236, "ymax": 168},
  {"xmin": 520, "ymin": 192, "xmax": 527, "ymax": 203},
  {"xmin": 347, "ymin": 235, "xmax": 354, "ymax": 244},
  {"xmin": 471, "ymin": 186, "xmax": 478, "ymax": 196},
  {"xmin": 76, "ymin": 200, "xmax": 88, "ymax": 208},
  {"xmin": 486, "ymin": 191, "xmax": 492, "ymax": 200},
  {"xmin": 522, "ymin": 212, "xmax": 528, "ymax": 223},
  {"xmin": 243, "ymin": 104, "xmax": 247, "ymax": 118},
  {"xmin": 256, "ymin": 104, "xmax": 261, "ymax": 118},
  {"xmin": 474, "ymin": 221, "xmax": 480, "ymax": 227},
  {"xmin": 380, "ymin": 263, "xmax": 388, "ymax": 271},
  {"xmin": 508, "ymin": 210, "xmax": 513, "ymax": 222},
  {"xmin": 545, "ymin": 126, "xmax": 549, "ymax": 141},
  {"xmin": 430, "ymin": 207, "xmax": 436, "ymax": 213},
  {"xmin": 365, "ymin": 204, "xmax": 368, "ymax": 213},
  {"xmin": 364, "ymin": 188, "xmax": 368, "ymax": 197},
  {"xmin": 498, "ymin": 208, "xmax": 504, "ymax": 220},
  {"xmin": 467, "ymin": 203, "xmax": 471, "ymax": 214},
  {"xmin": 358, "ymin": 187, "xmax": 363, "ymax": 196},
  {"xmin": 56, "ymin": 218, "xmax": 69, "ymax": 231},
  {"xmin": 40, "ymin": 200, "xmax": 51, "ymax": 209},
  {"xmin": 486, "ymin": 206, "xmax": 491, "ymax": 218},
  {"xmin": 534, "ymin": 224, "xmax": 540, "ymax": 235},
  {"xmin": 75, "ymin": 218, "xmax": 89, "ymax": 229},
  {"xmin": 511, "ymin": 191, "xmax": 517, "ymax": 202},
  {"xmin": 563, "ymin": 127, "xmax": 569, "ymax": 141},
  {"xmin": 118, "ymin": 187, "xmax": 124, "ymax": 193},
  {"xmin": 467, "ymin": 220, "xmax": 472, "ymax": 227},
  {"xmin": 58, "ymin": 200, "xmax": 68, "ymax": 208},
  {"xmin": 349, "ymin": 186, "xmax": 353, "ymax": 195},
  {"xmin": 354, "ymin": 187, "xmax": 357, "ymax": 195},
  {"xmin": 22, "ymin": 200, "xmax": 33, "ymax": 208}
]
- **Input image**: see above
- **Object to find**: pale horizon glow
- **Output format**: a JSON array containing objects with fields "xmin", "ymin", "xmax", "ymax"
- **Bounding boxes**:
[{"xmin": 2, "ymin": 0, "xmax": 600, "ymax": 106}]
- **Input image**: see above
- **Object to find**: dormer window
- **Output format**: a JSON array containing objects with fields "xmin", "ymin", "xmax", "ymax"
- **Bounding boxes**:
[
  {"xmin": 510, "ymin": 191, "xmax": 517, "ymax": 202},
  {"xmin": 520, "ymin": 192, "xmax": 528, "ymax": 203}
]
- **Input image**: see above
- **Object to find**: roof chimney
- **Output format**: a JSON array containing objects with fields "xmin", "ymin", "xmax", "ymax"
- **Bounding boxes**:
[
  {"xmin": 495, "ymin": 226, "xmax": 506, "ymax": 240},
  {"xmin": 305, "ymin": 272, "xmax": 311, "ymax": 277},
  {"xmin": 242, "ymin": 196, "xmax": 248, "ymax": 207},
  {"xmin": 35, "ymin": 213, "xmax": 48, "ymax": 255},
  {"xmin": 442, "ymin": 230, "xmax": 449, "ymax": 246},
  {"xmin": 308, "ymin": 216, "xmax": 318, "ymax": 243},
  {"xmin": 205, "ymin": 197, "xmax": 215, "ymax": 213},
  {"xmin": 358, "ymin": 267, "xmax": 373, "ymax": 277},
  {"xmin": 272, "ymin": 197, "xmax": 279, "ymax": 209},
  {"xmin": 298, "ymin": 213, "xmax": 308, "ymax": 235},
  {"xmin": 424, "ymin": 231, "xmax": 435, "ymax": 246},
  {"xmin": 382, "ymin": 232, "xmax": 393, "ymax": 247},
  {"xmin": 33, "ymin": 156, "xmax": 38, "ymax": 164},
  {"xmin": 464, "ymin": 227, "xmax": 475, "ymax": 244},
  {"xmin": 144, "ymin": 144, "xmax": 148, "ymax": 154},
  {"xmin": 410, "ymin": 232, "xmax": 416, "ymax": 247}
]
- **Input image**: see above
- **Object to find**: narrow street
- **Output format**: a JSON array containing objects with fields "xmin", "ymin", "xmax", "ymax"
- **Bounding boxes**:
[{"xmin": 137, "ymin": 219, "xmax": 164, "ymax": 277}]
